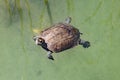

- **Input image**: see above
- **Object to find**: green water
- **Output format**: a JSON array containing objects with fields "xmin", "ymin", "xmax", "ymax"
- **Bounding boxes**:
[{"xmin": 0, "ymin": 0, "xmax": 120, "ymax": 80}]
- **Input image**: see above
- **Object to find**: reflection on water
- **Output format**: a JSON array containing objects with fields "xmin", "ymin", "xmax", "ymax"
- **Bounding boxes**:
[{"xmin": 44, "ymin": 0, "xmax": 53, "ymax": 24}]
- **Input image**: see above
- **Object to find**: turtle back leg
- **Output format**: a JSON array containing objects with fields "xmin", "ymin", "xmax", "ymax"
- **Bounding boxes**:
[
  {"xmin": 79, "ymin": 39, "xmax": 90, "ymax": 48},
  {"xmin": 65, "ymin": 17, "xmax": 72, "ymax": 24}
]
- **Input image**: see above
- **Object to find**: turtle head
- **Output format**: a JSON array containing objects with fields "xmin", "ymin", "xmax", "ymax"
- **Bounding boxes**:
[{"xmin": 33, "ymin": 36, "xmax": 45, "ymax": 45}]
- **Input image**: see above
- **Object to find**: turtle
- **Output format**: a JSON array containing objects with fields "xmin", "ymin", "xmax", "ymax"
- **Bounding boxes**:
[{"xmin": 33, "ymin": 17, "xmax": 90, "ymax": 60}]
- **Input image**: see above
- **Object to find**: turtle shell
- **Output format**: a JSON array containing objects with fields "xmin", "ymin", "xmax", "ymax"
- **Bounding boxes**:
[{"xmin": 39, "ymin": 23, "xmax": 80, "ymax": 53}]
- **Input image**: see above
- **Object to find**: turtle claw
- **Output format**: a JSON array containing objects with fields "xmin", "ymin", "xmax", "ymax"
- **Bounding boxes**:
[{"xmin": 48, "ymin": 55, "xmax": 54, "ymax": 60}]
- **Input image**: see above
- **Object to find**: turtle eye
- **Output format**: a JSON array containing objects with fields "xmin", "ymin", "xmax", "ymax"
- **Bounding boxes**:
[{"xmin": 38, "ymin": 38, "xmax": 44, "ymax": 44}]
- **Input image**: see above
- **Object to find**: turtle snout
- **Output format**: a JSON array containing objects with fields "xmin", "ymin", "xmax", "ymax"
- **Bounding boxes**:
[
  {"xmin": 33, "ymin": 36, "xmax": 37, "ymax": 41},
  {"xmin": 33, "ymin": 36, "xmax": 40, "ymax": 45}
]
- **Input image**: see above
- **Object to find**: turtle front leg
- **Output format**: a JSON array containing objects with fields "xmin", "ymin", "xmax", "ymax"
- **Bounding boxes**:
[
  {"xmin": 47, "ymin": 51, "xmax": 54, "ymax": 60},
  {"xmin": 79, "ymin": 39, "xmax": 90, "ymax": 48}
]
